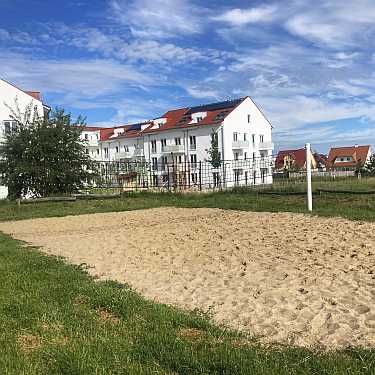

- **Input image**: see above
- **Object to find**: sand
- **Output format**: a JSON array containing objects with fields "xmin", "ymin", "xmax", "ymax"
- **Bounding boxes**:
[{"xmin": 1, "ymin": 207, "xmax": 375, "ymax": 349}]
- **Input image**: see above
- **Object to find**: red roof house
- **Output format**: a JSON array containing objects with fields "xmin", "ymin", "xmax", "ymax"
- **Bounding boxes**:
[{"xmin": 327, "ymin": 145, "xmax": 371, "ymax": 171}]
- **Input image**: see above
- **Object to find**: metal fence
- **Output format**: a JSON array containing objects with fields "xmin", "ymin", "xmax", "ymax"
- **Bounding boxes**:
[
  {"xmin": 88, "ymin": 155, "xmax": 365, "ymax": 193},
  {"xmin": 90, "ymin": 155, "xmax": 275, "ymax": 191}
]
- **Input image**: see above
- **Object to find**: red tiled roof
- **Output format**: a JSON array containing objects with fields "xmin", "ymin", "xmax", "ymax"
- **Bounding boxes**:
[
  {"xmin": 24, "ymin": 91, "xmax": 41, "ymax": 101},
  {"xmin": 327, "ymin": 145, "xmax": 370, "ymax": 168},
  {"xmin": 275, "ymin": 148, "xmax": 307, "ymax": 169},
  {"xmin": 82, "ymin": 126, "xmax": 104, "ymax": 131},
  {"xmin": 98, "ymin": 97, "xmax": 248, "ymax": 142}
]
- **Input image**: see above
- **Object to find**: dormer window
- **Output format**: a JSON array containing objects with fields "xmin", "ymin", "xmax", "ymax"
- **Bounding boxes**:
[
  {"xmin": 248, "ymin": 114, "xmax": 251, "ymax": 123},
  {"xmin": 196, "ymin": 117, "xmax": 203, "ymax": 123}
]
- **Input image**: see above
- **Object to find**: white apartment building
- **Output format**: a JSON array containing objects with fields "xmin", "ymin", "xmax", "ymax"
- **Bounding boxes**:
[
  {"xmin": 0, "ymin": 79, "xmax": 50, "ymax": 198},
  {"xmin": 83, "ymin": 97, "xmax": 274, "ymax": 188}
]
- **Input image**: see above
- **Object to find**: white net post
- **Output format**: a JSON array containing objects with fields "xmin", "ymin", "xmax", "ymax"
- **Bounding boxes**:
[{"xmin": 305, "ymin": 143, "xmax": 313, "ymax": 211}]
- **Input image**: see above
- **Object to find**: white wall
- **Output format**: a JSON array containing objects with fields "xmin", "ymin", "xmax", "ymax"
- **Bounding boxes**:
[{"xmin": 0, "ymin": 80, "xmax": 45, "ymax": 138}]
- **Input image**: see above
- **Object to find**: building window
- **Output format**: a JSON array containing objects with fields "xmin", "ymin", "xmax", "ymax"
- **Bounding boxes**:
[
  {"xmin": 252, "ymin": 134, "xmax": 255, "ymax": 144},
  {"xmin": 190, "ymin": 135, "xmax": 196, "ymax": 150},
  {"xmin": 253, "ymin": 171, "xmax": 257, "ymax": 184},
  {"xmin": 84, "ymin": 133, "xmax": 88, "ymax": 140},
  {"xmin": 161, "ymin": 139, "xmax": 167, "ymax": 151},
  {"xmin": 234, "ymin": 170, "xmax": 241, "ymax": 186},
  {"xmin": 190, "ymin": 154, "xmax": 197, "ymax": 167},
  {"xmin": 124, "ymin": 145, "xmax": 129, "ymax": 152},
  {"xmin": 233, "ymin": 132, "xmax": 238, "ymax": 142},
  {"xmin": 3, "ymin": 120, "xmax": 18, "ymax": 134},
  {"xmin": 261, "ymin": 169, "xmax": 267, "ymax": 184},
  {"xmin": 96, "ymin": 149, "xmax": 100, "ymax": 155},
  {"xmin": 151, "ymin": 140, "xmax": 157, "ymax": 153},
  {"xmin": 244, "ymin": 152, "xmax": 247, "ymax": 160},
  {"xmin": 248, "ymin": 114, "xmax": 251, "ymax": 124},
  {"xmin": 234, "ymin": 152, "xmax": 239, "ymax": 161},
  {"xmin": 244, "ymin": 133, "xmax": 247, "ymax": 141},
  {"xmin": 178, "ymin": 155, "xmax": 183, "ymax": 164},
  {"xmin": 115, "ymin": 146, "xmax": 119, "ymax": 153},
  {"xmin": 260, "ymin": 134, "xmax": 264, "ymax": 143},
  {"xmin": 152, "ymin": 174, "xmax": 158, "ymax": 187},
  {"xmin": 196, "ymin": 117, "xmax": 203, "ymax": 123},
  {"xmin": 104, "ymin": 148, "xmax": 109, "ymax": 158},
  {"xmin": 213, "ymin": 172, "xmax": 220, "ymax": 187},
  {"xmin": 161, "ymin": 156, "xmax": 168, "ymax": 170},
  {"xmin": 191, "ymin": 173, "xmax": 198, "ymax": 184},
  {"xmin": 85, "ymin": 148, "xmax": 89, "ymax": 154},
  {"xmin": 152, "ymin": 157, "xmax": 158, "ymax": 171},
  {"xmin": 175, "ymin": 137, "xmax": 181, "ymax": 145}
]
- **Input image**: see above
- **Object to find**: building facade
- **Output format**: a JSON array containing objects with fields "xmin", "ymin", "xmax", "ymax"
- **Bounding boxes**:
[{"xmin": 82, "ymin": 97, "xmax": 274, "ymax": 188}]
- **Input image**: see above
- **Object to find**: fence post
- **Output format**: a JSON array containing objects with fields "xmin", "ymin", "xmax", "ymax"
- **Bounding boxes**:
[
  {"xmin": 199, "ymin": 161, "xmax": 202, "ymax": 191},
  {"xmin": 305, "ymin": 143, "xmax": 313, "ymax": 212}
]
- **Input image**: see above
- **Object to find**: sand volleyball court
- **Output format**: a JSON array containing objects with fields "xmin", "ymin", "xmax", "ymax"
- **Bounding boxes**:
[{"xmin": 1, "ymin": 207, "xmax": 375, "ymax": 349}]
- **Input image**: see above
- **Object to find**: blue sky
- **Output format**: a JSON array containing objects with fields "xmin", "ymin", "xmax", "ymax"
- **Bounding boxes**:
[{"xmin": 1, "ymin": 0, "xmax": 375, "ymax": 152}]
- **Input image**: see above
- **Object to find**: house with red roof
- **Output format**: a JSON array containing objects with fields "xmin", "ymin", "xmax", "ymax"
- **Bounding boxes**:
[
  {"xmin": 275, "ymin": 148, "xmax": 317, "ymax": 171},
  {"xmin": 82, "ymin": 96, "xmax": 274, "ymax": 187},
  {"xmin": 327, "ymin": 145, "xmax": 371, "ymax": 171}
]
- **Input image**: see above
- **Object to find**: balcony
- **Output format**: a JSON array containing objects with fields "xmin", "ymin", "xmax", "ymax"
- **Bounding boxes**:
[
  {"xmin": 162, "ymin": 144, "xmax": 185, "ymax": 153},
  {"xmin": 88, "ymin": 139, "xmax": 99, "ymax": 147},
  {"xmin": 133, "ymin": 148, "xmax": 144, "ymax": 157},
  {"xmin": 232, "ymin": 140, "xmax": 249, "ymax": 149},
  {"xmin": 259, "ymin": 142, "xmax": 274, "ymax": 150},
  {"xmin": 114, "ymin": 152, "xmax": 132, "ymax": 160}
]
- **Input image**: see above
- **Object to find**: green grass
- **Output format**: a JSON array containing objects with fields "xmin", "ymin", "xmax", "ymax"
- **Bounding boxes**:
[
  {"xmin": 1, "ymin": 183, "xmax": 375, "ymax": 373},
  {"xmin": 1, "ymin": 186, "xmax": 375, "ymax": 222},
  {"xmin": 1, "ymin": 234, "xmax": 374, "ymax": 374}
]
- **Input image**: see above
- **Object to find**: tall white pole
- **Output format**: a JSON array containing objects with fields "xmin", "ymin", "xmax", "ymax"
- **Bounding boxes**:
[{"xmin": 305, "ymin": 143, "xmax": 313, "ymax": 212}]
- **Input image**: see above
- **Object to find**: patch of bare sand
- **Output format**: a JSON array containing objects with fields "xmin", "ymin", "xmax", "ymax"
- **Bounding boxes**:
[{"xmin": 1, "ymin": 207, "xmax": 375, "ymax": 349}]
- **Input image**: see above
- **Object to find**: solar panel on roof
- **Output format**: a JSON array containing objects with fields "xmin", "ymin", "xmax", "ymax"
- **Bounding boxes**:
[
  {"xmin": 187, "ymin": 98, "xmax": 243, "ymax": 114},
  {"xmin": 128, "ymin": 123, "xmax": 142, "ymax": 131}
]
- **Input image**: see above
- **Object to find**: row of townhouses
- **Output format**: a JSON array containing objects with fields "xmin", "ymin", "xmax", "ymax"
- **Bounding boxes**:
[
  {"xmin": 80, "ymin": 97, "xmax": 274, "ymax": 188},
  {"xmin": 275, "ymin": 145, "xmax": 372, "ymax": 174}
]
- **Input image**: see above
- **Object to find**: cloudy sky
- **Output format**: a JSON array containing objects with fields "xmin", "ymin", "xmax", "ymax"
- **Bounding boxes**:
[{"xmin": 1, "ymin": 0, "xmax": 375, "ymax": 152}]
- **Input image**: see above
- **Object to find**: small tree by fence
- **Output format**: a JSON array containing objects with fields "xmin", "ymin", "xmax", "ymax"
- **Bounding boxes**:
[{"xmin": 0, "ymin": 105, "xmax": 96, "ymax": 199}]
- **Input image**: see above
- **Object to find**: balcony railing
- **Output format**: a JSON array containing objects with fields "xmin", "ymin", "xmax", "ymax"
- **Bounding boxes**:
[
  {"xmin": 259, "ymin": 142, "xmax": 274, "ymax": 150},
  {"xmin": 162, "ymin": 144, "xmax": 185, "ymax": 153},
  {"xmin": 189, "ymin": 144, "xmax": 197, "ymax": 151},
  {"xmin": 232, "ymin": 140, "xmax": 249, "ymax": 149},
  {"xmin": 114, "ymin": 152, "xmax": 132, "ymax": 160},
  {"xmin": 133, "ymin": 148, "xmax": 144, "ymax": 157}
]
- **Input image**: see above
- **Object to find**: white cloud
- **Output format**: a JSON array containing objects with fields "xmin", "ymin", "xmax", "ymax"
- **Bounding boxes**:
[
  {"xmin": 109, "ymin": 0, "xmax": 205, "ymax": 39},
  {"xmin": 212, "ymin": 5, "xmax": 278, "ymax": 26},
  {"xmin": 185, "ymin": 86, "xmax": 219, "ymax": 99},
  {"xmin": 285, "ymin": 0, "xmax": 375, "ymax": 48},
  {"xmin": 0, "ymin": 52, "xmax": 154, "ymax": 98}
]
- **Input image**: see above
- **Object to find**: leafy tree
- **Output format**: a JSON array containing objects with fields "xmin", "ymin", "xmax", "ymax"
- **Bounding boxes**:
[
  {"xmin": 0, "ymin": 106, "xmax": 95, "ymax": 199},
  {"xmin": 208, "ymin": 130, "xmax": 221, "ymax": 169},
  {"xmin": 359, "ymin": 154, "xmax": 375, "ymax": 176}
]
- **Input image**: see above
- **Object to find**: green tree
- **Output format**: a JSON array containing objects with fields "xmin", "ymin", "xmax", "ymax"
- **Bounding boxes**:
[
  {"xmin": 359, "ymin": 154, "xmax": 375, "ymax": 176},
  {"xmin": 0, "ymin": 106, "xmax": 95, "ymax": 199},
  {"xmin": 208, "ymin": 130, "xmax": 221, "ymax": 169}
]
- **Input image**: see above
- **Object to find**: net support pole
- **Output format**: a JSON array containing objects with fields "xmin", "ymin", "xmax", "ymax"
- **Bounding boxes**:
[{"xmin": 305, "ymin": 143, "xmax": 313, "ymax": 212}]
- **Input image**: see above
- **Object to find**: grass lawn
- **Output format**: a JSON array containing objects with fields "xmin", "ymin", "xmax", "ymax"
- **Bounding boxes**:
[
  {"xmin": 1, "ymin": 187, "xmax": 375, "ymax": 222},
  {"xmin": 1, "ymin": 187, "xmax": 375, "ymax": 373}
]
